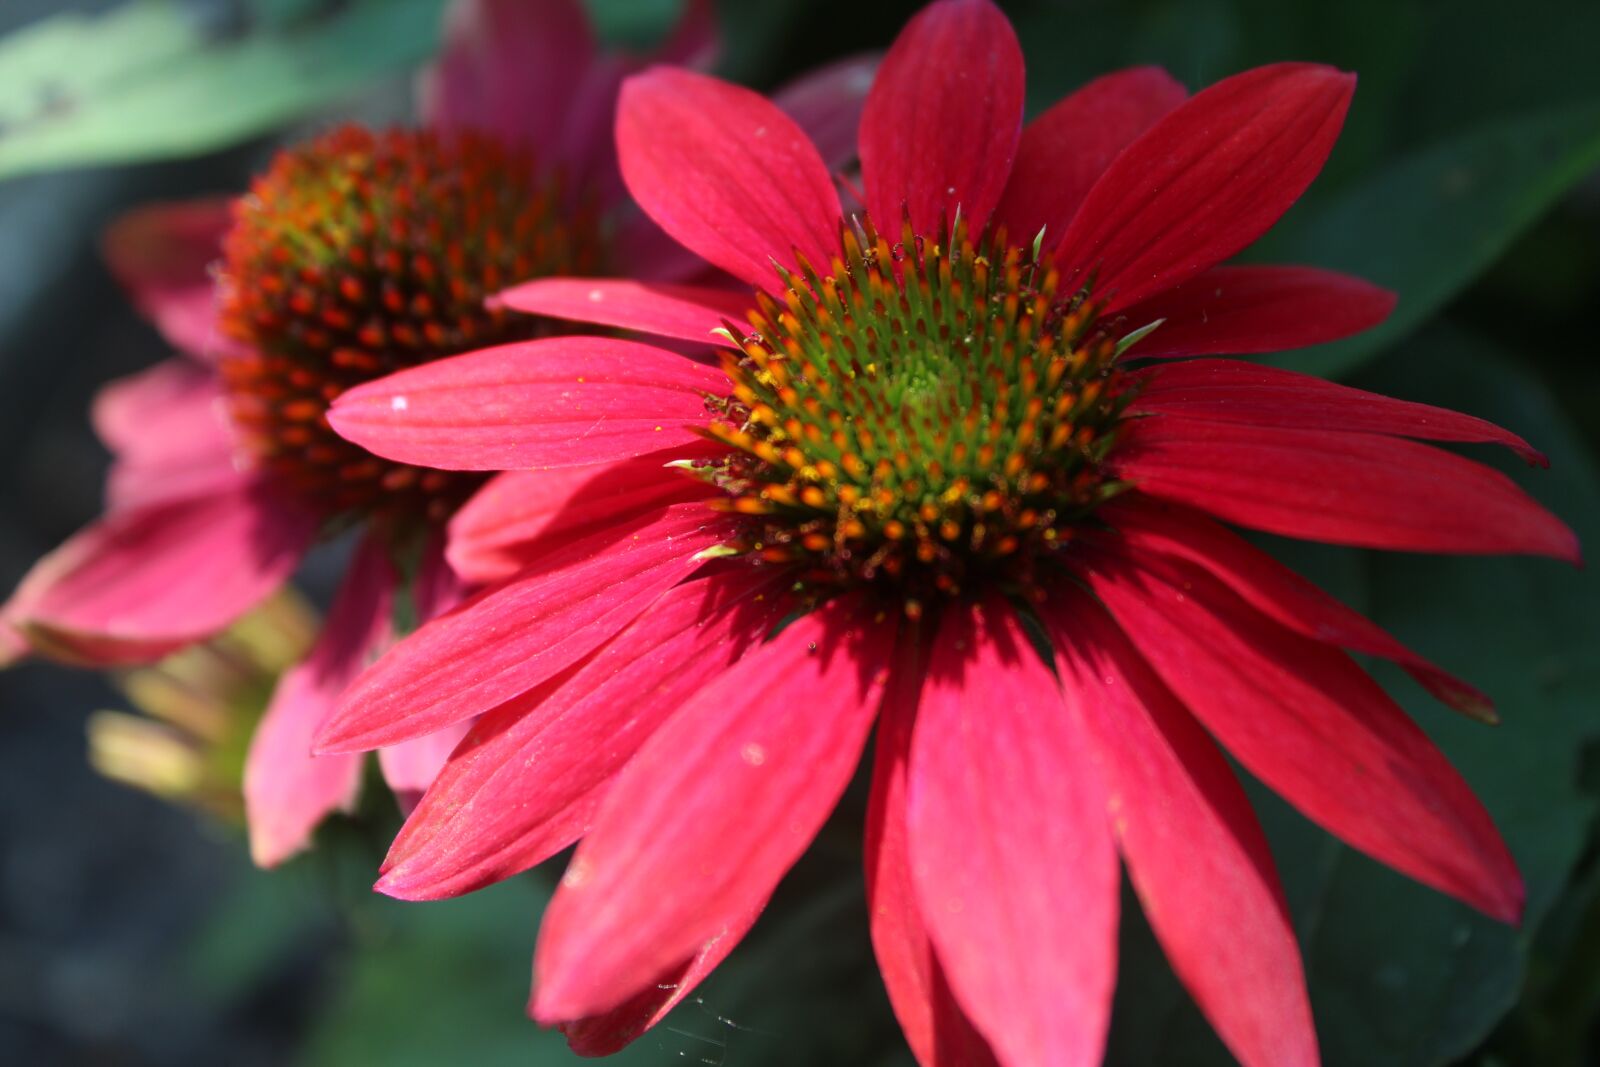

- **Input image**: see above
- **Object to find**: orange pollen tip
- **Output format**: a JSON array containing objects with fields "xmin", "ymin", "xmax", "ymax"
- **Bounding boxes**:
[{"xmin": 215, "ymin": 124, "xmax": 600, "ymax": 523}]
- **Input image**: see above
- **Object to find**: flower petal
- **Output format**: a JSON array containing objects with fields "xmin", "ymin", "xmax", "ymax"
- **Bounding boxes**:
[
  {"xmin": 242, "ymin": 536, "xmax": 392, "ymax": 867},
  {"xmin": 16, "ymin": 481, "xmax": 316, "ymax": 666},
  {"xmin": 559, "ymin": 906, "xmax": 761, "ymax": 1056},
  {"xmin": 993, "ymin": 66, "xmax": 1187, "ymax": 250},
  {"xmin": 1079, "ymin": 548, "xmax": 1523, "ymax": 922},
  {"xmin": 1116, "ymin": 266, "xmax": 1395, "ymax": 359},
  {"xmin": 866, "ymin": 635, "xmax": 1000, "ymax": 1067},
  {"xmin": 774, "ymin": 53, "xmax": 881, "ymax": 172},
  {"xmin": 418, "ymin": 0, "xmax": 597, "ymax": 160},
  {"xmin": 495, "ymin": 278, "xmax": 751, "ymax": 345},
  {"xmin": 1128, "ymin": 356, "xmax": 1544, "ymax": 463},
  {"xmin": 1041, "ymin": 584, "xmax": 1318, "ymax": 1067},
  {"xmin": 447, "ymin": 455, "xmax": 718, "ymax": 586},
  {"xmin": 91, "ymin": 358, "xmax": 245, "ymax": 511},
  {"xmin": 908, "ymin": 597, "xmax": 1118, "ymax": 1067},
  {"xmin": 327, "ymin": 337, "xmax": 725, "ymax": 472},
  {"xmin": 377, "ymin": 569, "xmax": 789, "ymax": 901},
  {"xmin": 617, "ymin": 67, "xmax": 842, "ymax": 290},
  {"xmin": 316, "ymin": 502, "xmax": 736, "ymax": 754},
  {"xmin": 532, "ymin": 595, "xmax": 895, "ymax": 1021},
  {"xmin": 101, "ymin": 199, "xmax": 236, "ymax": 361},
  {"xmin": 859, "ymin": 0, "xmax": 1024, "ymax": 235},
  {"xmin": 1102, "ymin": 496, "xmax": 1496, "ymax": 720},
  {"xmin": 1055, "ymin": 63, "xmax": 1355, "ymax": 310},
  {"xmin": 1112, "ymin": 414, "xmax": 1579, "ymax": 561}
]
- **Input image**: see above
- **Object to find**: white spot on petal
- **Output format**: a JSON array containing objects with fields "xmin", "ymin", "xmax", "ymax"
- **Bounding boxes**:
[
  {"xmin": 391, "ymin": 396, "xmax": 408, "ymax": 412},
  {"xmin": 741, "ymin": 743, "xmax": 766, "ymax": 766}
]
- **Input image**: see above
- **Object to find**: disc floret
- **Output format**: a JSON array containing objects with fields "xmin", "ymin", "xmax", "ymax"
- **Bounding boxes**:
[
  {"xmin": 699, "ymin": 217, "xmax": 1137, "ymax": 615},
  {"xmin": 219, "ymin": 125, "xmax": 601, "ymax": 524}
]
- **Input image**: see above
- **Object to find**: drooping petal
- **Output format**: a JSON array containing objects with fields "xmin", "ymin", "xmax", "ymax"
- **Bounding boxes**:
[
  {"xmin": 1101, "ymin": 496, "xmax": 1496, "ymax": 719},
  {"xmin": 532, "ymin": 595, "xmax": 895, "ymax": 1021},
  {"xmin": 91, "ymin": 358, "xmax": 245, "ymax": 511},
  {"xmin": 1112, "ymin": 414, "xmax": 1579, "ymax": 561},
  {"xmin": 993, "ymin": 66, "xmax": 1187, "ymax": 250},
  {"xmin": 242, "ymin": 536, "xmax": 392, "ymax": 867},
  {"xmin": 1079, "ymin": 548, "xmax": 1523, "ymax": 922},
  {"xmin": 377, "ymin": 723, "xmax": 472, "ymax": 815},
  {"xmin": 774, "ymin": 53, "xmax": 881, "ymax": 172},
  {"xmin": 418, "ymin": 0, "xmax": 598, "ymax": 162},
  {"xmin": 317, "ymin": 503, "xmax": 737, "ymax": 754},
  {"xmin": 16, "ymin": 481, "xmax": 317, "ymax": 666},
  {"xmin": 378, "ymin": 569, "xmax": 788, "ymax": 901},
  {"xmin": 495, "ymin": 278, "xmax": 751, "ymax": 345},
  {"xmin": 559, "ymin": 906, "xmax": 761, "ymax": 1056},
  {"xmin": 101, "ymin": 198, "xmax": 236, "ymax": 361},
  {"xmin": 1115, "ymin": 266, "xmax": 1396, "ymax": 359},
  {"xmin": 865, "ymin": 634, "xmax": 999, "ymax": 1067},
  {"xmin": 447, "ymin": 454, "xmax": 718, "ymax": 586},
  {"xmin": 327, "ymin": 337, "xmax": 725, "ymax": 472},
  {"xmin": 617, "ymin": 67, "xmax": 842, "ymax": 290},
  {"xmin": 1054, "ymin": 63, "xmax": 1355, "ymax": 311},
  {"xmin": 859, "ymin": 0, "xmax": 1024, "ymax": 235},
  {"xmin": 1128, "ymin": 357, "xmax": 1544, "ymax": 463},
  {"xmin": 1041, "ymin": 583, "xmax": 1318, "ymax": 1067},
  {"xmin": 908, "ymin": 597, "xmax": 1118, "ymax": 1067},
  {"xmin": 376, "ymin": 541, "xmax": 474, "ymax": 808}
]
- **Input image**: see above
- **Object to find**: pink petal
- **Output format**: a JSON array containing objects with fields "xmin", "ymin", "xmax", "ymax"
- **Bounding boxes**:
[
  {"xmin": 993, "ymin": 66, "xmax": 1187, "ymax": 250},
  {"xmin": 1041, "ymin": 583, "xmax": 1318, "ymax": 1067},
  {"xmin": 559, "ymin": 906, "xmax": 761, "ymax": 1056},
  {"xmin": 377, "ymin": 541, "xmax": 474, "ymax": 809},
  {"xmin": 859, "ymin": 0, "xmax": 1024, "ymax": 235},
  {"xmin": 242, "ymin": 536, "xmax": 392, "ymax": 867},
  {"xmin": 316, "ymin": 502, "xmax": 737, "ymax": 754},
  {"xmin": 1102, "ymin": 495, "xmax": 1496, "ymax": 720},
  {"xmin": 495, "ymin": 278, "xmax": 751, "ymax": 345},
  {"xmin": 91, "ymin": 358, "xmax": 245, "ymax": 511},
  {"xmin": 16, "ymin": 481, "xmax": 316, "ymax": 666},
  {"xmin": 101, "ymin": 199, "xmax": 236, "ymax": 362},
  {"xmin": 774, "ymin": 53, "xmax": 881, "ymax": 172},
  {"xmin": 866, "ymin": 636, "xmax": 1000, "ymax": 1067},
  {"xmin": 377, "ymin": 569, "xmax": 789, "ymax": 901},
  {"xmin": 1055, "ymin": 63, "xmax": 1355, "ymax": 311},
  {"xmin": 532, "ymin": 595, "xmax": 895, "ymax": 1021},
  {"xmin": 617, "ymin": 67, "xmax": 842, "ymax": 290},
  {"xmin": 908, "ymin": 597, "xmax": 1118, "ymax": 1067},
  {"xmin": 327, "ymin": 337, "xmax": 725, "ymax": 472},
  {"xmin": 446, "ymin": 457, "xmax": 717, "ymax": 586},
  {"xmin": 1115, "ymin": 266, "xmax": 1396, "ymax": 359},
  {"xmin": 1112, "ymin": 415, "xmax": 1579, "ymax": 561},
  {"xmin": 377, "ymin": 723, "xmax": 471, "ymax": 813},
  {"xmin": 1080, "ymin": 549, "xmax": 1524, "ymax": 922},
  {"xmin": 418, "ymin": 0, "xmax": 597, "ymax": 162},
  {"xmin": 1128, "ymin": 356, "xmax": 1544, "ymax": 463}
]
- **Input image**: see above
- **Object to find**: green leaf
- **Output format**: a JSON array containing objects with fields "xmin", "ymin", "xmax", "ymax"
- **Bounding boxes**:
[
  {"xmin": 1256, "ymin": 103, "xmax": 1600, "ymax": 379},
  {"xmin": 1109, "ymin": 325, "xmax": 1600, "ymax": 1066},
  {"xmin": 0, "ymin": 0, "xmax": 448, "ymax": 181}
]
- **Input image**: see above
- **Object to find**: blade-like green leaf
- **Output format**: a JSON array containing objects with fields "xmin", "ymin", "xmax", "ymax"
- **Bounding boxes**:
[
  {"xmin": 1257, "ymin": 104, "xmax": 1600, "ymax": 379},
  {"xmin": 0, "ymin": 0, "xmax": 447, "ymax": 181}
]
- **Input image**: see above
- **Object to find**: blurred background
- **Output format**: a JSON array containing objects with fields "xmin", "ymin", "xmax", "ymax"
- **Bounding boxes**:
[{"xmin": 1, "ymin": 1, "xmax": 1597, "ymax": 1064}]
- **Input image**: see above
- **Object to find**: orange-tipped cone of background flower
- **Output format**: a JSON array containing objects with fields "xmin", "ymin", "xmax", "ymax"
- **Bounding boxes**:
[{"xmin": 0, "ymin": 0, "xmax": 876, "ymax": 869}]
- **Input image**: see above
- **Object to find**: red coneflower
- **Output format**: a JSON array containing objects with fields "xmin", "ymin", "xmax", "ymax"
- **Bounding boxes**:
[
  {"xmin": 319, "ymin": 1, "xmax": 1578, "ymax": 1063},
  {"xmin": 0, "ymin": 0, "xmax": 874, "ymax": 867}
]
